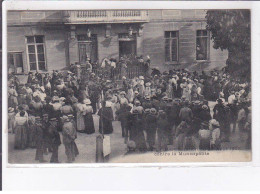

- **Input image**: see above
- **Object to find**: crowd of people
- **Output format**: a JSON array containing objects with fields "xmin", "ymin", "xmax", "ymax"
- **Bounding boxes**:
[{"xmin": 8, "ymin": 59, "xmax": 251, "ymax": 163}]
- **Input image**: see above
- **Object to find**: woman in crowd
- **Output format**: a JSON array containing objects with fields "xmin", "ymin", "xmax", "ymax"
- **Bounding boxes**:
[
  {"xmin": 14, "ymin": 110, "xmax": 28, "ymax": 150},
  {"xmin": 83, "ymin": 99, "xmax": 95, "ymax": 134}
]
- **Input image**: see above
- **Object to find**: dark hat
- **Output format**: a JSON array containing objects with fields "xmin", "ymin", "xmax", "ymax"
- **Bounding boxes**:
[
  {"xmin": 18, "ymin": 105, "xmax": 24, "ymax": 111},
  {"xmin": 217, "ymin": 98, "xmax": 223, "ymax": 103}
]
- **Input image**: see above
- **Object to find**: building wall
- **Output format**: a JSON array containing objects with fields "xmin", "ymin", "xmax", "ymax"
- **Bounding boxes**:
[
  {"xmin": 70, "ymin": 23, "xmax": 141, "ymax": 64},
  {"xmin": 7, "ymin": 10, "xmax": 228, "ymax": 74},
  {"xmin": 142, "ymin": 9, "xmax": 228, "ymax": 72},
  {"xmin": 7, "ymin": 25, "xmax": 67, "ymax": 73}
]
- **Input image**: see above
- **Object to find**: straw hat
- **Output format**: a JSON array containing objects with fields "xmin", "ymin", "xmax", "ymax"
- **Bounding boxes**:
[
  {"xmin": 8, "ymin": 107, "xmax": 14, "ymax": 113},
  {"xmin": 210, "ymin": 119, "xmax": 220, "ymax": 127},
  {"xmin": 194, "ymin": 100, "xmax": 201, "ymax": 105},
  {"xmin": 150, "ymin": 108, "xmax": 157, "ymax": 114},
  {"xmin": 105, "ymin": 101, "xmax": 112, "ymax": 107},
  {"xmin": 83, "ymin": 99, "xmax": 91, "ymax": 105},
  {"xmin": 135, "ymin": 100, "xmax": 141, "ymax": 106},
  {"xmin": 145, "ymin": 95, "xmax": 151, "ymax": 100},
  {"xmin": 162, "ymin": 96, "xmax": 168, "ymax": 101},
  {"xmin": 52, "ymin": 96, "xmax": 60, "ymax": 103},
  {"xmin": 120, "ymin": 91, "xmax": 126, "ymax": 96},
  {"xmin": 144, "ymin": 108, "xmax": 151, "ymax": 113},
  {"xmin": 62, "ymin": 115, "xmax": 69, "ymax": 122},
  {"xmin": 145, "ymin": 82, "xmax": 151, "ymax": 87}
]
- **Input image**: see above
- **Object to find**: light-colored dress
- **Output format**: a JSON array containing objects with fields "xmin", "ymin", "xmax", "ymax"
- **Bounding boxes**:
[
  {"xmin": 8, "ymin": 111, "xmax": 16, "ymax": 133},
  {"xmin": 76, "ymin": 103, "xmax": 87, "ymax": 132},
  {"xmin": 182, "ymin": 87, "xmax": 191, "ymax": 101},
  {"xmin": 14, "ymin": 115, "xmax": 28, "ymax": 149}
]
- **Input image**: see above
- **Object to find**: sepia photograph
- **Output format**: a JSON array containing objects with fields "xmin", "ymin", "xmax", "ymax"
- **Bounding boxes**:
[{"xmin": 5, "ymin": 8, "xmax": 251, "ymax": 164}]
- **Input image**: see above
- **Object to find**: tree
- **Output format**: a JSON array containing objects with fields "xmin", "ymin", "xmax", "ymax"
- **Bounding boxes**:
[{"xmin": 206, "ymin": 10, "xmax": 251, "ymax": 81}]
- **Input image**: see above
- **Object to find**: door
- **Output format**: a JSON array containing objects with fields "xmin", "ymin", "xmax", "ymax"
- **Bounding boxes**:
[
  {"xmin": 78, "ymin": 42, "xmax": 92, "ymax": 64},
  {"xmin": 78, "ymin": 34, "xmax": 98, "ymax": 64},
  {"xmin": 119, "ymin": 40, "xmax": 136, "ymax": 58}
]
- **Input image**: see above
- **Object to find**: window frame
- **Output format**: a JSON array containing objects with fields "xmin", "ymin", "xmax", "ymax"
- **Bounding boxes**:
[
  {"xmin": 196, "ymin": 30, "xmax": 210, "ymax": 61},
  {"xmin": 25, "ymin": 35, "xmax": 47, "ymax": 71},
  {"xmin": 8, "ymin": 51, "xmax": 24, "ymax": 74},
  {"xmin": 164, "ymin": 31, "xmax": 179, "ymax": 63}
]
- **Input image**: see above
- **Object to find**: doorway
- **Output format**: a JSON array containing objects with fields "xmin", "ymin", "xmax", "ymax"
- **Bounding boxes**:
[
  {"xmin": 118, "ymin": 33, "xmax": 137, "ymax": 58},
  {"xmin": 77, "ymin": 34, "xmax": 98, "ymax": 64}
]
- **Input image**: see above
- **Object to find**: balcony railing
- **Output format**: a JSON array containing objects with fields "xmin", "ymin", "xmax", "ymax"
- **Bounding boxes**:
[{"xmin": 63, "ymin": 10, "xmax": 149, "ymax": 24}]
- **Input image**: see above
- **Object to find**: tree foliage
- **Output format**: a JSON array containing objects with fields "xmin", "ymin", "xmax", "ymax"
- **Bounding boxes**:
[{"xmin": 206, "ymin": 10, "xmax": 251, "ymax": 80}]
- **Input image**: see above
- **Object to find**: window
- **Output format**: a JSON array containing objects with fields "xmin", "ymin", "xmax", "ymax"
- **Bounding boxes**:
[
  {"xmin": 8, "ymin": 52, "xmax": 24, "ymax": 74},
  {"xmin": 196, "ymin": 30, "xmax": 209, "ymax": 60},
  {"xmin": 26, "ymin": 36, "xmax": 47, "ymax": 71},
  {"xmin": 165, "ymin": 31, "xmax": 179, "ymax": 62}
]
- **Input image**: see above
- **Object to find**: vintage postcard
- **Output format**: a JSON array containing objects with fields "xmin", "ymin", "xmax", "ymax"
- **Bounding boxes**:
[{"xmin": 3, "ymin": 2, "xmax": 252, "ymax": 165}]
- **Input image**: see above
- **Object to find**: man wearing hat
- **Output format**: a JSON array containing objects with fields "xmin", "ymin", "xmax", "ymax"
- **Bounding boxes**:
[
  {"xmin": 131, "ymin": 108, "xmax": 147, "ymax": 151},
  {"xmin": 213, "ymin": 98, "xmax": 228, "ymax": 139},
  {"xmin": 142, "ymin": 95, "xmax": 153, "ymax": 109},
  {"xmin": 179, "ymin": 100, "xmax": 193, "ymax": 123},
  {"xmin": 157, "ymin": 110, "xmax": 169, "ymax": 151},
  {"xmin": 42, "ymin": 113, "xmax": 52, "ymax": 155},
  {"xmin": 199, "ymin": 104, "xmax": 212, "ymax": 122},
  {"xmin": 159, "ymin": 96, "xmax": 168, "ymax": 111},
  {"xmin": 48, "ymin": 118, "xmax": 61, "ymax": 163},
  {"xmin": 146, "ymin": 108, "xmax": 158, "ymax": 151},
  {"xmin": 35, "ymin": 116, "xmax": 47, "ymax": 163},
  {"xmin": 116, "ymin": 102, "xmax": 132, "ymax": 141}
]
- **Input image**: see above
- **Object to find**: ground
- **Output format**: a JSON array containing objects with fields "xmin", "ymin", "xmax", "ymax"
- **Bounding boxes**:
[{"xmin": 8, "ymin": 102, "xmax": 250, "ymax": 164}]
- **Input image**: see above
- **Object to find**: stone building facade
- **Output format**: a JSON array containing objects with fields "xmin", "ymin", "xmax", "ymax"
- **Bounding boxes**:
[{"xmin": 7, "ymin": 10, "xmax": 228, "ymax": 75}]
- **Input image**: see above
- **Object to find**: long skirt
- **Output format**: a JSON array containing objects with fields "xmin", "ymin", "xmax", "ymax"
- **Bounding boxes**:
[
  {"xmin": 158, "ymin": 130, "xmax": 168, "ymax": 151},
  {"xmin": 76, "ymin": 112, "xmax": 85, "ymax": 132},
  {"xmin": 14, "ymin": 125, "xmax": 28, "ymax": 150},
  {"xmin": 184, "ymin": 136, "xmax": 196, "ymax": 150},
  {"xmin": 64, "ymin": 142, "xmax": 75, "ymax": 162},
  {"xmin": 199, "ymin": 139, "xmax": 210, "ymax": 150},
  {"xmin": 176, "ymin": 133, "xmax": 186, "ymax": 150},
  {"xmin": 134, "ymin": 130, "xmax": 147, "ymax": 151},
  {"xmin": 84, "ymin": 113, "xmax": 95, "ymax": 134},
  {"xmin": 146, "ymin": 128, "xmax": 156, "ymax": 149},
  {"xmin": 99, "ymin": 118, "xmax": 113, "ymax": 134},
  {"xmin": 28, "ymin": 123, "xmax": 37, "ymax": 148}
]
